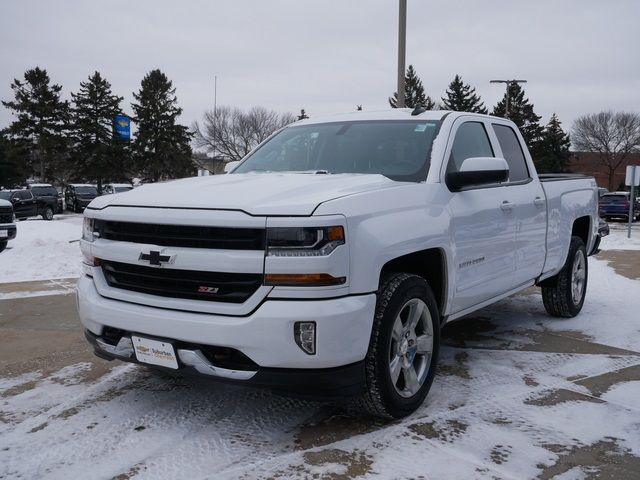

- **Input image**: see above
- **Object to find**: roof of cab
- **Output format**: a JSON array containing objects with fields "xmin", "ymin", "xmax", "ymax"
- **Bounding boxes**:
[{"xmin": 291, "ymin": 109, "xmax": 502, "ymax": 127}]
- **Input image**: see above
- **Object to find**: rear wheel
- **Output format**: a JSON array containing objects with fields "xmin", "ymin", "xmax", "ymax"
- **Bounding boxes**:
[
  {"xmin": 42, "ymin": 206, "xmax": 54, "ymax": 221},
  {"xmin": 354, "ymin": 273, "xmax": 440, "ymax": 419},
  {"xmin": 541, "ymin": 236, "xmax": 588, "ymax": 317}
]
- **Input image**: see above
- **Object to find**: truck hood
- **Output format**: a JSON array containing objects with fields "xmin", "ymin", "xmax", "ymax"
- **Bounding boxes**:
[
  {"xmin": 0, "ymin": 199, "xmax": 11, "ymax": 208},
  {"xmin": 88, "ymin": 173, "xmax": 404, "ymax": 216}
]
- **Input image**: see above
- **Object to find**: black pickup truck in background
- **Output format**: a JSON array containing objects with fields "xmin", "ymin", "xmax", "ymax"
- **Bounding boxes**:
[
  {"xmin": 0, "ymin": 189, "xmax": 57, "ymax": 220},
  {"xmin": 28, "ymin": 183, "xmax": 64, "ymax": 217}
]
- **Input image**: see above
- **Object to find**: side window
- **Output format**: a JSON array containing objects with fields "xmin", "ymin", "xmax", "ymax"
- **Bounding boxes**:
[
  {"xmin": 447, "ymin": 122, "xmax": 494, "ymax": 173},
  {"xmin": 492, "ymin": 124, "xmax": 530, "ymax": 182},
  {"xmin": 19, "ymin": 191, "xmax": 30, "ymax": 200}
]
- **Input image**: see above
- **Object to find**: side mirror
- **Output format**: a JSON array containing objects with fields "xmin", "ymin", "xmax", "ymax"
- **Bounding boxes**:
[
  {"xmin": 11, "ymin": 197, "xmax": 20, "ymax": 203},
  {"xmin": 224, "ymin": 161, "xmax": 240, "ymax": 174},
  {"xmin": 446, "ymin": 157, "xmax": 509, "ymax": 191}
]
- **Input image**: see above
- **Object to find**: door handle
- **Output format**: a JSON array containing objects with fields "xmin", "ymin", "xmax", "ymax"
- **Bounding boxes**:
[
  {"xmin": 533, "ymin": 196, "xmax": 545, "ymax": 207},
  {"xmin": 500, "ymin": 201, "xmax": 514, "ymax": 211}
]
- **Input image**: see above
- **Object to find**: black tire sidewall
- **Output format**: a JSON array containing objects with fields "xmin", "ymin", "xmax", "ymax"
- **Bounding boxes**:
[
  {"xmin": 0, "ymin": 241, "xmax": 6, "ymax": 253},
  {"xmin": 43, "ymin": 207, "xmax": 53, "ymax": 220},
  {"xmin": 374, "ymin": 276, "xmax": 440, "ymax": 417}
]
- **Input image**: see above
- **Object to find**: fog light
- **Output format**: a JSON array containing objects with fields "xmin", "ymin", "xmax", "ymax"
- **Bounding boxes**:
[{"xmin": 294, "ymin": 321, "xmax": 316, "ymax": 355}]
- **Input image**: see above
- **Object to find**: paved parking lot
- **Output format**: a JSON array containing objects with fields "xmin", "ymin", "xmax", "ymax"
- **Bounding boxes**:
[{"xmin": 1, "ymin": 240, "xmax": 640, "ymax": 479}]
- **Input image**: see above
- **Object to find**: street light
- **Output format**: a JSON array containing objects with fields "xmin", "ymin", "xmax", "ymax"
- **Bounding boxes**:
[
  {"xmin": 490, "ymin": 79, "xmax": 527, "ymax": 118},
  {"xmin": 397, "ymin": 0, "xmax": 407, "ymax": 108}
]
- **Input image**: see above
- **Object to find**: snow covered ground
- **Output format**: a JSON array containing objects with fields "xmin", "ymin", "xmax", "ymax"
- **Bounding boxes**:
[
  {"xmin": 0, "ymin": 214, "xmax": 83, "ymax": 284},
  {"xmin": 1, "ymin": 219, "xmax": 640, "ymax": 478},
  {"xmin": 2, "ymin": 255, "xmax": 639, "ymax": 479}
]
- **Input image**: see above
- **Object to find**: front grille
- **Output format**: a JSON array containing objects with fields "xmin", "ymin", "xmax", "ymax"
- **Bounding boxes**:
[
  {"xmin": 101, "ymin": 260, "xmax": 262, "ymax": 303},
  {"xmin": 0, "ymin": 207, "xmax": 13, "ymax": 224},
  {"xmin": 94, "ymin": 220, "xmax": 265, "ymax": 250}
]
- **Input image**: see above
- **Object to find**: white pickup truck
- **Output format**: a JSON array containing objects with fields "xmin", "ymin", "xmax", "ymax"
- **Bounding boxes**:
[{"xmin": 78, "ymin": 110, "xmax": 600, "ymax": 418}]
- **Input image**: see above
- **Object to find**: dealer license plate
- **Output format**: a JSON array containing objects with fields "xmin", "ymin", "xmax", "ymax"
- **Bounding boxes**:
[
  {"xmin": 0, "ymin": 230, "xmax": 7, "ymax": 238},
  {"xmin": 132, "ymin": 335, "xmax": 179, "ymax": 369}
]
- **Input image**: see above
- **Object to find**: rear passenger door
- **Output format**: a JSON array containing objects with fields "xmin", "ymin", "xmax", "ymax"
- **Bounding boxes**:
[
  {"xmin": 491, "ymin": 122, "xmax": 547, "ymax": 286},
  {"xmin": 445, "ymin": 118, "xmax": 516, "ymax": 313}
]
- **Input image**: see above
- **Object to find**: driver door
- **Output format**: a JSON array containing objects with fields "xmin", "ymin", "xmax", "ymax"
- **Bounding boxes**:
[{"xmin": 445, "ymin": 119, "xmax": 516, "ymax": 314}]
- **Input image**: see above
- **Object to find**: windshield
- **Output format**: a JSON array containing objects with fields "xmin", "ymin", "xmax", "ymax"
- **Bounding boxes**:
[
  {"xmin": 75, "ymin": 186, "xmax": 98, "ymax": 195},
  {"xmin": 114, "ymin": 186, "xmax": 132, "ymax": 193},
  {"xmin": 31, "ymin": 186, "xmax": 58, "ymax": 196},
  {"xmin": 233, "ymin": 120, "xmax": 441, "ymax": 181},
  {"xmin": 0, "ymin": 191, "xmax": 11, "ymax": 200}
]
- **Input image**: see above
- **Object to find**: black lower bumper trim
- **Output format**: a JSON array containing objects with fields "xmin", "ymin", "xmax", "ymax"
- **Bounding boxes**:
[
  {"xmin": 84, "ymin": 330, "xmax": 366, "ymax": 399},
  {"xmin": 0, "ymin": 225, "xmax": 16, "ymax": 241}
]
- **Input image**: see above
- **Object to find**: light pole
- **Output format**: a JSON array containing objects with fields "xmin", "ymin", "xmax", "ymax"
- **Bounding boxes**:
[
  {"xmin": 490, "ymin": 79, "xmax": 527, "ymax": 118},
  {"xmin": 397, "ymin": 0, "xmax": 407, "ymax": 108},
  {"xmin": 212, "ymin": 75, "xmax": 217, "ymax": 174}
]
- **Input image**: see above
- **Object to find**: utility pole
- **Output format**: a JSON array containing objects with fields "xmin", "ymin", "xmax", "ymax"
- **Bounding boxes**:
[
  {"xmin": 490, "ymin": 79, "xmax": 527, "ymax": 118},
  {"xmin": 212, "ymin": 75, "xmax": 217, "ymax": 174},
  {"xmin": 397, "ymin": 0, "xmax": 407, "ymax": 108}
]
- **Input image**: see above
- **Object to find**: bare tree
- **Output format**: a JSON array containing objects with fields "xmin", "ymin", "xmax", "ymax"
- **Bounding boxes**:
[
  {"xmin": 192, "ymin": 106, "xmax": 295, "ymax": 165},
  {"xmin": 572, "ymin": 111, "xmax": 640, "ymax": 190}
]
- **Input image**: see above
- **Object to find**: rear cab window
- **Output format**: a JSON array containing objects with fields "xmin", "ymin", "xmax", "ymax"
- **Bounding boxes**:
[{"xmin": 492, "ymin": 124, "xmax": 530, "ymax": 183}]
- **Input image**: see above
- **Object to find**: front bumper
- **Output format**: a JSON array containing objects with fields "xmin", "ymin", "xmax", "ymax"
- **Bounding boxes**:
[
  {"xmin": 0, "ymin": 224, "xmax": 17, "ymax": 241},
  {"xmin": 77, "ymin": 276, "xmax": 376, "ymax": 393}
]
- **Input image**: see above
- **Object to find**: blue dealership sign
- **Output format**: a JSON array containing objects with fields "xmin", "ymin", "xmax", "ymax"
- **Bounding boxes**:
[{"xmin": 113, "ymin": 115, "xmax": 131, "ymax": 140}]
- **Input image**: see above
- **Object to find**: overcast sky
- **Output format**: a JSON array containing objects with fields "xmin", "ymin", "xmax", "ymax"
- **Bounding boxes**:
[{"xmin": 1, "ymin": 0, "xmax": 639, "ymax": 134}]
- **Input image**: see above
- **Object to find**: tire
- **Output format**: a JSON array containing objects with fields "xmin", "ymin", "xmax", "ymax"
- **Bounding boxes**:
[
  {"xmin": 353, "ymin": 273, "xmax": 440, "ymax": 419},
  {"xmin": 541, "ymin": 236, "xmax": 588, "ymax": 318},
  {"xmin": 74, "ymin": 202, "xmax": 80, "ymax": 213},
  {"xmin": 42, "ymin": 206, "xmax": 54, "ymax": 221},
  {"xmin": 0, "ymin": 241, "xmax": 6, "ymax": 253}
]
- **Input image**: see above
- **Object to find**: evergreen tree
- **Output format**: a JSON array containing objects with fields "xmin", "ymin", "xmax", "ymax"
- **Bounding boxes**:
[
  {"xmin": 131, "ymin": 69, "xmax": 194, "ymax": 182},
  {"xmin": 0, "ymin": 133, "xmax": 25, "ymax": 187},
  {"xmin": 441, "ymin": 74, "xmax": 487, "ymax": 113},
  {"xmin": 537, "ymin": 113, "xmax": 571, "ymax": 173},
  {"xmin": 71, "ymin": 71, "xmax": 128, "ymax": 192},
  {"xmin": 492, "ymin": 83, "xmax": 544, "ymax": 154},
  {"xmin": 389, "ymin": 65, "xmax": 436, "ymax": 109},
  {"xmin": 1, "ymin": 67, "xmax": 69, "ymax": 182}
]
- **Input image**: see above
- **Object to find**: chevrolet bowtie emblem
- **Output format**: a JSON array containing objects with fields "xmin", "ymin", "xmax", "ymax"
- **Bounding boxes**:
[{"xmin": 139, "ymin": 250, "xmax": 174, "ymax": 266}]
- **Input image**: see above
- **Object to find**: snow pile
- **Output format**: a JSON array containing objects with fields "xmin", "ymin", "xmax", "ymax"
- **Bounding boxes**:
[{"xmin": 0, "ymin": 215, "xmax": 83, "ymax": 284}]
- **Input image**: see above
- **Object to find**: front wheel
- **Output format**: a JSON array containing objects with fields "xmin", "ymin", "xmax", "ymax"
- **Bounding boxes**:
[
  {"xmin": 354, "ymin": 273, "xmax": 440, "ymax": 419},
  {"xmin": 0, "ymin": 241, "xmax": 6, "ymax": 253},
  {"xmin": 541, "ymin": 236, "xmax": 588, "ymax": 317}
]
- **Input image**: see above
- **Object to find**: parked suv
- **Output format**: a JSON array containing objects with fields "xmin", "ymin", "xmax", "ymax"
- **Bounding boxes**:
[
  {"xmin": 0, "ymin": 197, "xmax": 17, "ymax": 252},
  {"xmin": 28, "ymin": 183, "xmax": 63, "ymax": 218},
  {"xmin": 599, "ymin": 191, "xmax": 640, "ymax": 221},
  {"xmin": 65, "ymin": 184, "xmax": 99, "ymax": 213}
]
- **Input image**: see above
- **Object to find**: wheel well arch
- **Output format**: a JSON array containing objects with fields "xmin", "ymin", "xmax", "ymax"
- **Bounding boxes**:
[
  {"xmin": 572, "ymin": 216, "xmax": 591, "ymax": 246},
  {"xmin": 379, "ymin": 248, "xmax": 447, "ymax": 315}
]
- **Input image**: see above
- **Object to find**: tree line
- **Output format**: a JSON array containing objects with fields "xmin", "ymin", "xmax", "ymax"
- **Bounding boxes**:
[
  {"xmin": 2, "ymin": 65, "xmax": 638, "ymax": 191},
  {"xmin": 389, "ymin": 66, "xmax": 640, "ymax": 189},
  {"xmin": 0, "ymin": 67, "xmax": 194, "ymax": 190}
]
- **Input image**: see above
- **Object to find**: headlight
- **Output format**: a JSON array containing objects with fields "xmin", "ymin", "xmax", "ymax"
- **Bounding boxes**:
[
  {"xmin": 266, "ymin": 226, "xmax": 345, "ymax": 257},
  {"xmin": 82, "ymin": 217, "xmax": 95, "ymax": 242}
]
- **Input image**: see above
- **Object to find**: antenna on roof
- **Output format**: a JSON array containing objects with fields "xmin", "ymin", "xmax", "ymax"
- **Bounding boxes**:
[{"xmin": 411, "ymin": 105, "xmax": 427, "ymax": 116}]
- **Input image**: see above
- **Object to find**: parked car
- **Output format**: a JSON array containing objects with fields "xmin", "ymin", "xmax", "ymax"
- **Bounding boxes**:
[
  {"xmin": 78, "ymin": 110, "xmax": 600, "ymax": 419},
  {"xmin": 0, "ymin": 189, "xmax": 57, "ymax": 221},
  {"xmin": 0, "ymin": 197, "xmax": 17, "ymax": 253},
  {"xmin": 102, "ymin": 183, "xmax": 134, "ymax": 195},
  {"xmin": 27, "ymin": 183, "xmax": 64, "ymax": 217},
  {"xmin": 65, "ymin": 184, "xmax": 99, "ymax": 213},
  {"xmin": 599, "ymin": 191, "xmax": 640, "ymax": 221}
]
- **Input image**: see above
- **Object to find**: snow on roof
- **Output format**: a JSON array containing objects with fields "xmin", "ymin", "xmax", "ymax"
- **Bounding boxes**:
[{"xmin": 28, "ymin": 183, "xmax": 54, "ymax": 187}]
